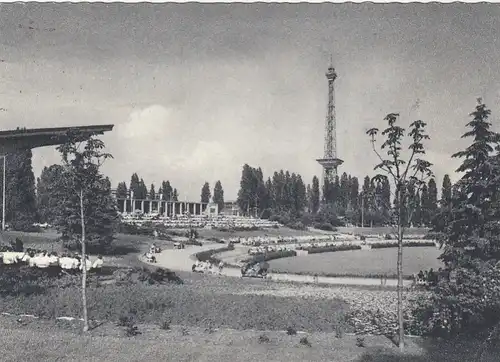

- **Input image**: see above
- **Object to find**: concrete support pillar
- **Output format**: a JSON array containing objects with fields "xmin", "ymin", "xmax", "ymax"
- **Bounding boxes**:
[
  {"xmin": 132, "ymin": 199, "xmax": 135, "ymax": 212},
  {"xmin": 141, "ymin": 200, "xmax": 145, "ymax": 213}
]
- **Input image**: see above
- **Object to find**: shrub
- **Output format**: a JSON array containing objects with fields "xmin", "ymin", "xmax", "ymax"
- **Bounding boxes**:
[
  {"xmin": 408, "ymin": 262, "xmax": 500, "ymax": 338},
  {"xmin": 423, "ymin": 232, "xmax": 441, "ymax": 240},
  {"xmin": 313, "ymin": 222, "xmax": 336, "ymax": 231},
  {"xmin": 159, "ymin": 317, "xmax": 171, "ymax": 330},
  {"xmin": 306, "ymin": 244, "xmax": 361, "ymax": 254},
  {"xmin": 113, "ymin": 267, "xmax": 182, "ymax": 285},
  {"xmin": 125, "ymin": 325, "xmax": 141, "ymax": 337},
  {"xmin": 299, "ymin": 336, "xmax": 311, "ymax": 347},
  {"xmin": 286, "ymin": 326, "xmax": 297, "ymax": 335},
  {"xmin": 195, "ymin": 246, "xmax": 234, "ymax": 264},
  {"xmin": 118, "ymin": 223, "xmax": 153, "ymax": 236},
  {"xmin": 356, "ymin": 336, "xmax": 365, "ymax": 347},
  {"xmin": 287, "ymin": 221, "xmax": 307, "ymax": 230},
  {"xmin": 371, "ymin": 241, "xmax": 435, "ymax": 249},
  {"xmin": 258, "ymin": 334, "xmax": 270, "ymax": 343}
]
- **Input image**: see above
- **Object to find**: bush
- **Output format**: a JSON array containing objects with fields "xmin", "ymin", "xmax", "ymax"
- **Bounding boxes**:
[
  {"xmin": 249, "ymin": 250, "xmax": 296, "ymax": 263},
  {"xmin": 118, "ymin": 223, "xmax": 153, "ymax": 236},
  {"xmin": 113, "ymin": 267, "xmax": 183, "ymax": 285},
  {"xmin": 356, "ymin": 336, "xmax": 365, "ymax": 347},
  {"xmin": 313, "ymin": 222, "xmax": 336, "ymax": 231},
  {"xmin": 299, "ymin": 336, "xmax": 311, "ymax": 347},
  {"xmin": 408, "ymin": 262, "xmax": 500, "ymax": 338},
  {"xmin": 258, "ymin": 334, "xmax": 270, "ymax": 343},
  {"xmin": 159, "ymin": 317, "xmax": 171, "ymax": 330},
  {"xmin": 306, "ymin": 244, "xmax": 361, "ymax": 254},
  {"xmin": 371, "ymin": 241, "xmax": 435, "ymax": 249},
  {"xmin": 195, "ymin": 246, "xmax": 234, "ymax": 264},
  {"xmin": 286, "ymin": 326, "xmax": 297, "ymax": 335},
  {"xmin": 424, "ymin": 232, "xmax": 441, "ymax": 240}
]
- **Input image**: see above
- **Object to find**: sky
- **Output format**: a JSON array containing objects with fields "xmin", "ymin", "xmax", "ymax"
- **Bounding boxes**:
[{"xmin": 1, "ymin": 3, "xmax": 500, "ymax": 201}]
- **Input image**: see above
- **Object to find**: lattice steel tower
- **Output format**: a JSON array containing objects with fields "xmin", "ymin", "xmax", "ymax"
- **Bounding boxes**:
[{"xmin": 316, "ymin": 61, "xmax": 343, "ymax": 188}]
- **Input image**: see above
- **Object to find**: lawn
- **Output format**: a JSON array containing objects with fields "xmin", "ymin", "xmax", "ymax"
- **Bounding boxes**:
[
  {"xmin": 268, "ymin": 247, "xmax": 443, "ymax": 277},
  {"xmin": 0, "ymin": 266, "xmax": 349, "ymax": 333},
  {"xmin": 195, "ymin": 227, "xmax": 324, "ymax": 240},
  {"xmin": 0, "ymin": 316, "xmax": 497, "ymax": 362}
]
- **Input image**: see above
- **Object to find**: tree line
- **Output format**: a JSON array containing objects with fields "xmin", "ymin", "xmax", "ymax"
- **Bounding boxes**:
[{"xmin": 235, "ymin": 163, "xmax": 451, "ymax": 229}]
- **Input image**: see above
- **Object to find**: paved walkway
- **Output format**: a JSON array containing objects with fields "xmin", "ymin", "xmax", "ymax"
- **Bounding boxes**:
[{"xmin": 142, "ymin": 243, "xmax": 413, "ymax": 287}]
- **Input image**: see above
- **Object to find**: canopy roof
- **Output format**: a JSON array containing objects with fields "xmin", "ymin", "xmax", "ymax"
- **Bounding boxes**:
[{"xmin": 0, "ymin": 124, "xmax": 114, "ymax": 155}]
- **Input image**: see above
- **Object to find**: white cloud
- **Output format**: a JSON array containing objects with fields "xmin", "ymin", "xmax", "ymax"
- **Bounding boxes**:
[
  {"xmin": 117, "ymin": 105, "xmax": 176, "ymax": 139},
  {"xmin": 170, "ymin": 141, "xmax": 232, "ymax": 173}
]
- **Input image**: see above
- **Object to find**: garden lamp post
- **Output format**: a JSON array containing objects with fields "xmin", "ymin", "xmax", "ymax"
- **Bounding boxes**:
[{"xmin": 2, "ymin": 155, "xmax": 5, "ymax": 231}]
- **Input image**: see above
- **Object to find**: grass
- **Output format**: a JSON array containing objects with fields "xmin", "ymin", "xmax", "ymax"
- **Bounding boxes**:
[
  {"xmin": 195, "ymin": 227, "xmax": 326, "ymax": 240},
  {"xmin": 0, "ymin": 316, "xmax": 498, "ymax": 362},
  {"xmin": 268, "ymin": 247, "xmax": 443, "ymax": 277},
  {"xmin": 0, "ymin": 268, "xmax": 349, "ymax": 333}
]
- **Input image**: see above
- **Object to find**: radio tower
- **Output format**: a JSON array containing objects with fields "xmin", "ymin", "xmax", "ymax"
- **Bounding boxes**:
[{"xmin": 316, "ymin": 58, "xmax": 343, "ymax": 190}]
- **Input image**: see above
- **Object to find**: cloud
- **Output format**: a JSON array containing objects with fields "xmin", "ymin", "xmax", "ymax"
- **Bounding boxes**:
[{"xmin": 117, "ymin": 105, "xmax": 176, "ymax": 139}]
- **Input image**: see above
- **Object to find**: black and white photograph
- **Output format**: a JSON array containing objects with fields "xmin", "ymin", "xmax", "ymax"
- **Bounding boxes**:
[{"xmin": 0, "ymin": 1, "xmax": 499, "ymax": 361}]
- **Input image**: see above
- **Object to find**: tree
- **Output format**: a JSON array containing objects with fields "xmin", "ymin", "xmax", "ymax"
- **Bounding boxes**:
[
  {"xmin": 311, "ymin": 176, "xmax": 320, "ymax": 214},
  {"xmin": 201, "ymin": 182, "xmax": 211, "ymax": 203},
  {"xmin": 161, "ymin": 180, "xmax": 173, "ymax": 200},
  {"xmin": 441, "ymin": 174, "xmax": 452, "ymax": 209},
  {"xmin": 137, "ymin": 178, "xmax": 148, "ymax": 199},
  {"xmin": 438, "ymin": 99, "xmax": 500, "ymax": 265},
  {"xmin": 116, "ymin": 182, "xmax": 128, "ymax": 199},
  {"xmin": 213, "ymin": 180, "xmax": 224, "ymax": 211},
  {"xmin": 56, "ymin": 132, "xmax": 117, "ymax": 332},
  {"xmin": 172, "ymin": 188, "xmax": 179, "ymax": 202},
  {"xmin": 417, "ymin": 100, "xmax": 500, "ymax": 346},
  {"xmin": 367, "ymin": 113, "xmax": 432, "ymax": 351},
  {"xmin": 149, "ymin": 183, "xmax": 156, "ymax": 200},
  {"xmin": 426, "ymin": 178, "xmax": 439, "ymax": 224},
  {"xmin": 0, "ymin": 150, "xmax": 38, "ymax": 230},
  {"xmin": 129, "ymin": 173, "xmax": 140, "ymax": 199},
  {"xmin": 36, "ymin": 164, "xmax": 66, "ymax": 224}
]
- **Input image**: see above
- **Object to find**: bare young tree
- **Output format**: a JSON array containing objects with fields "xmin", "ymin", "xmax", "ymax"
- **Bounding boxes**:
[
  {"xmin": 367, "ymin": 113, "xmax": 433, "ymax": 351},
  {"xmin": 57, "ymin": 132, "xmax": 112, "ymax": 332}
]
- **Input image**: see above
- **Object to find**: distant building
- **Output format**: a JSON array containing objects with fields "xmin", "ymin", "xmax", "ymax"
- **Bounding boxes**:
[{"xmin": 111, "ymin": 189, "xmax": 212, "ymax": 216}]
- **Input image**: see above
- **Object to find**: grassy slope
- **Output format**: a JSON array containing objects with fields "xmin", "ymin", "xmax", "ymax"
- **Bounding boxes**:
[{"xmin": 0, "ymin": 317, "xmax": 497, "ymax": 362}]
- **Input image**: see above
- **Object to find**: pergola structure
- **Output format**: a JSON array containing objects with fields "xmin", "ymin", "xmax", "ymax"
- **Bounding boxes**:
[{"xmin": 0, "ymin": 124, "xmax": 114, "ymax": 230}]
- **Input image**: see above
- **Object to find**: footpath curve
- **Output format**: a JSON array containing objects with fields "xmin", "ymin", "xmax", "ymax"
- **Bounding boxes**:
[{"xmin": 142, "ymin": 243, "xmax": 413, "ymax": 287}]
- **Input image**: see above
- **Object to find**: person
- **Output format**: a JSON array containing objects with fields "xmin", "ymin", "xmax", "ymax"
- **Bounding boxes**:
[
  {"xmin": 59, "ymin": 254, "xmax": 75, "ymax": 272},
  {"xmin": 218, "ymin": 261, "xmax": 224, "ymax": 274},
  {"xmin": 92, "ymin": 255, "xmax": 104, "ymax": 272},
  {"xmin": 79, "ymin": 256, "xmax": 92, "ymax": 272}
]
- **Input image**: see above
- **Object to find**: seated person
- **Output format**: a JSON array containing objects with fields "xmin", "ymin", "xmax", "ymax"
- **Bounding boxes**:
[
  {"xmin": 145, "ymin": 252, "xmax": 156, "ymax": 263},
  {"xmin": 92, "ymin": 255, "xmax": 104, "ymax": 271},
  {"xmin": 79, "ymin": 256, "xmax": 92, "ymax": 272}
]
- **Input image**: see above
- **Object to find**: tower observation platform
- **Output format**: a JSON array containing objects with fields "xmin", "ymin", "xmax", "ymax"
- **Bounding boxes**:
[{"xmin": 316, "ymin": 63, "xmax": 343, "ymax": 186}]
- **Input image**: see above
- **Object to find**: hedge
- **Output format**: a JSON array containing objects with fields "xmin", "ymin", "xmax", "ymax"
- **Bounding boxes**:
[
  {"xmin": 195, "ymin": 245, "xmax": 235, "ymax": 264},
  {"xmin": 306, "ymin": 244, "xmax": 362, "ymax": 254},
  {"xmin": 371, "ymin": 241, "xmax": 436, "ymax": 249}
]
